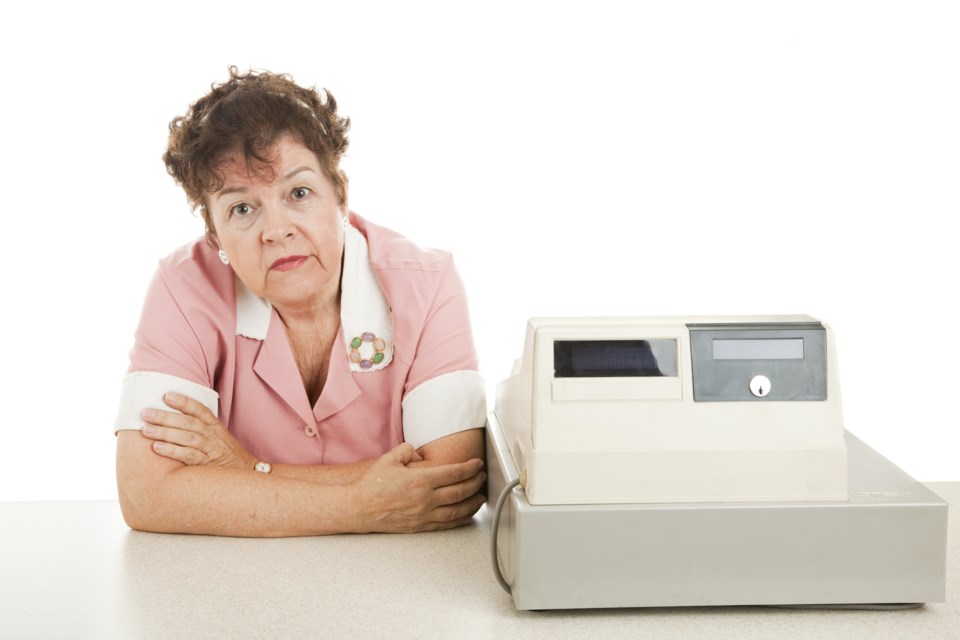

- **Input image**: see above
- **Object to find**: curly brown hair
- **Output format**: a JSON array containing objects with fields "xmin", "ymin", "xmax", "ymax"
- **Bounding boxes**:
[{"xmin": 163, "ymin": 67, "xmax": 351, "ymax": 237}]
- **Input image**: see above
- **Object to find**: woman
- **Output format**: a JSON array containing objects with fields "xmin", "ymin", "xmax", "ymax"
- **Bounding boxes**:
[{"xmin": 114, "ymin": 68, "xmax": 487, "ymax": 536}]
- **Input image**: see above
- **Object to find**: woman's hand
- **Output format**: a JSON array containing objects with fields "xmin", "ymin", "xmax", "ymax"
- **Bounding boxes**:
[
  {"xmin": 140, "ymin": 392, "xmax": 257, "ymax": 470},
  {"xmin": 348, "ymin": 444, "xmax": 486, "ymax": 533}
]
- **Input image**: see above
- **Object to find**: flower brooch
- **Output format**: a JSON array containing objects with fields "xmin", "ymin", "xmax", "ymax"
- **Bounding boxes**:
[{"xmin": 349, "ymin": 332, "xmax": 386, "ymax": 369}]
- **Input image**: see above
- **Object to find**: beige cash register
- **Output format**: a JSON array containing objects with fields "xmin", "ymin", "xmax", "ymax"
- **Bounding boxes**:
[{"xmin": 487, "ymin": 316, "xmax": 947, "ymax": 610}]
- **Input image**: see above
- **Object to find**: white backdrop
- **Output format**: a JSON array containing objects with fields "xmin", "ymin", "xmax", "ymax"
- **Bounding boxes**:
[{"xmin": 1, "ymin": 1, "xmax": 957, "ymax": 500}]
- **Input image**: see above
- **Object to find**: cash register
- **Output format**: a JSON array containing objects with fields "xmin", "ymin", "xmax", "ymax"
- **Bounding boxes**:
[{"xmin": 487, "ymin": 316, "xmax": 947, "ymax": 610}]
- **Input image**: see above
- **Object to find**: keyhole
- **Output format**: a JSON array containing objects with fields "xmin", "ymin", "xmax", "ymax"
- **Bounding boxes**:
[{"xmin": 750, "ymin": 375, "xmax": 771, "ymax": 398}]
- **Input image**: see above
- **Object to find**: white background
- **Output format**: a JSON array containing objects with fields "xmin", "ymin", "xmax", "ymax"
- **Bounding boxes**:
[{"xmin": 1, "ymin": 1, "xmax": 957, "ymax": 500}]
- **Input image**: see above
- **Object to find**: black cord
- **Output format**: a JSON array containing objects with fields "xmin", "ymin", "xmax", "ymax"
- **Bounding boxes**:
[{"xmin": 490, "ymin": 477, "xmax": 521, "ymax": 594}]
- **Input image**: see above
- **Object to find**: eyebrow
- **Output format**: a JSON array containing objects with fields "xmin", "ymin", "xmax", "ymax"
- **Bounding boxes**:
[
  {"xmin": 214, "ymin": 165, "xmax": 317, "ymax": 200},
  {"xmin": 281, "ymin": 165, "xmax": 315, "ymax": 182}
]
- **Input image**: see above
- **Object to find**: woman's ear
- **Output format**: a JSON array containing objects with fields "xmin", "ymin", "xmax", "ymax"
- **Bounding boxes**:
[
  {"xmin": 204, "ymin": 230, "xmax": 220, "ymax": 251},
  {"xmin": 198, "ymin": 202, "xmax": 221, "ymax": 249}
]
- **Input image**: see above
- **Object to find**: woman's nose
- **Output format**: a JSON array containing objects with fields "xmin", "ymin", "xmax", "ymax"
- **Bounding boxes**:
[{"xmin": 260, "ymin": 203, "xmax": 295, "ymax": 242}]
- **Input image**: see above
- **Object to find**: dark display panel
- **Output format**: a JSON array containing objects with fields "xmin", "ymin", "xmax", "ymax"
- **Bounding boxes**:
[{"xmin": 554, "ymin": 340, "xmax": 676, "ymax": 378}]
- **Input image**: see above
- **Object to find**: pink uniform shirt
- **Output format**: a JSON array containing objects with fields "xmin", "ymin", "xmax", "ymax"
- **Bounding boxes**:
[{"xmin": 114, "ymin": 213, "xmax": 487, "ymax": 465}]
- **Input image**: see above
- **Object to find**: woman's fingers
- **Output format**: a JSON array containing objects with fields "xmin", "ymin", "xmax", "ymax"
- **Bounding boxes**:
[
  {"xmin": 140, "ymin": 392, "xmax": 218, "ymax": 439},
  {"xmin": 352, "ymin": 449, "xmax": 487, "ymax": 533},
  {"xmin": 422, "ymin": 458, "xmax": 485, "ymax": 489},
  {"xmin": 388, "ymin": 443, "xmax": 418, "ymax": 465},
  {"xmin": 141, "ymin": 406, "xmax": 204, "ymax": 434},
  {"xmin": 421, "ymin": 493, "xmax": 486, "ymax": 530},
  {"xmin": 142, "ymin": 416, "xmax": 210, "ymax": 465},
  {"xmin": 139, "ymin": 393, "xmax": 254, "ymax": 469},
  {"xmin": 142, "ymin": 422, "xmax": 207, "ymax": 451},
  {"xmin": 162, "ymin": 392, "xmax": 219, "ymax": 424},
  {"xmin": 150, "ymin": 440, "xmax": 207, "ymax": 465},
  {"xmin": 431, "ymin": 469, "xmax": 487, "ymax": 507},
  {"xmin": 417, "ymin": 472, "xmax": 487, "ymax": 530}
]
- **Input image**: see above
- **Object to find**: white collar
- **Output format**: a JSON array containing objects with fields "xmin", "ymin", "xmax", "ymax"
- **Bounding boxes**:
[{"xmin": 234, "ymin": 217, "xmax": 394, "ymax": 373}]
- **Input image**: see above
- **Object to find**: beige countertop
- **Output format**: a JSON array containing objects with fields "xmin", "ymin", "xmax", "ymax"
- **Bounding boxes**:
[{"xmin": 3, "ymin": 482, "xmax": 957, "ymax": 639}]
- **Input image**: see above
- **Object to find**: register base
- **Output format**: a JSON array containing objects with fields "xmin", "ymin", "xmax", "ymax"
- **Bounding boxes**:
[{"xmin": 487, "ymin": 417, "xmax": 948, "ymax": 611}]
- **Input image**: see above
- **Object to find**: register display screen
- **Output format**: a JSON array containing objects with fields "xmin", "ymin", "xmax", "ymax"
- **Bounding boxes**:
[
  {"xmin": 713, "ymin": 338, "xmax": 804, "ymax": 360},
  {"xmin": 554, "ymin": 340, "xmax": 677, "ymax": 377}
]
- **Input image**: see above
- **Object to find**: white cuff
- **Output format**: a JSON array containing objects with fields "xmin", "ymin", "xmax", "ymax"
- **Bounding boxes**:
[
  {"xmin": 114, "ymin": 371, "xmax": 219, "ymax": 434},
  {"xmin": 402, "ymin": 371, "xmax": 486, "ymax": 449}
]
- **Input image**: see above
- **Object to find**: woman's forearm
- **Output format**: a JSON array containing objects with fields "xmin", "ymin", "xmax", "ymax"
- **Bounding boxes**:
[
  {"xmin": 139, "ymin": 395, "xmax": 483, "ymax": 487},
  {"xmin": 263, "ymin": 428, "xmax": 484, "ymax": 484},
  {"xmin": 267, "ymin": 460, "xmax": 375, "ymax": 485},
  {"xmin": 118, "ymin": 431, "xmax": 358, "ymax": 537},
  {"xmin": 117, "ymin": 430, "xmax": 486, "ymax": 537}
]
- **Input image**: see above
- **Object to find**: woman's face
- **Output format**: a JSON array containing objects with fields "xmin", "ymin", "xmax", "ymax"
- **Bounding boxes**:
[{"xmin": 208, "ymin": 136, "xmax": 345, "ymax": 314}]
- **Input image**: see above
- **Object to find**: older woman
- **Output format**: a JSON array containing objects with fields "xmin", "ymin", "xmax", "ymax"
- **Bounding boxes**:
[{"xmin": 114, "ymin": 68, "xmax": 487, "ymax": 536}]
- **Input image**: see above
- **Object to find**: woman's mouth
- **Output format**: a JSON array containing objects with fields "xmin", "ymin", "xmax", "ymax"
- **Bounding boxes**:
[{"xmin": 270, "ymin": 255, "xmax": 309, "ymax": 272}]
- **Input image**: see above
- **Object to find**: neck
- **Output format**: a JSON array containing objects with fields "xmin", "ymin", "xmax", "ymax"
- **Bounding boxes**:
[{"xmin": 275, "ymin": 285, "xmax": 341, "ymax": 333}]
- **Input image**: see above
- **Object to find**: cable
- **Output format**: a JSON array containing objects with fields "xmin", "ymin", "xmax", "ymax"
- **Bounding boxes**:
[{"xmin": 490, "ymin": 477, "xmax": 521, "ymax": 594}]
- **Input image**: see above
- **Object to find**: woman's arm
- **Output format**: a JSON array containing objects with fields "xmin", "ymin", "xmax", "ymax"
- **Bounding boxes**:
[
  {"xmin": 139, "ymin": 392, "xmax": 484, "ymax": 485},
  {"xmin": 413, "ymin": 428, "xmax": 484, "ymax": 466},
  {"xmin": 117, "ymin": 429, "xmax": 486, "ymax": 537},
  {"xmin": 266, "ymin": 428, "xmax": 483, "ymax": 483}
]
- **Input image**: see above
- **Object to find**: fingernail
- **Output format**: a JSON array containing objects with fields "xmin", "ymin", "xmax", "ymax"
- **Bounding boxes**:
[
  {"xmin": 142, "ymin": 408, "xmax": 156, "ymax": 419},
  {"xmin": 164, "ymin": 392, "xmax": 182, "ymax": 403},
  {"xmin": 142, "ymin": 424, "xmax": 155, "ymax": 435}
]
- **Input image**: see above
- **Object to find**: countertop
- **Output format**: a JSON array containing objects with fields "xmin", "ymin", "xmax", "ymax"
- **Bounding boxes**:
[{"xmin": 2, "ymin": 482, "xmax": 957, "ymax": 639}]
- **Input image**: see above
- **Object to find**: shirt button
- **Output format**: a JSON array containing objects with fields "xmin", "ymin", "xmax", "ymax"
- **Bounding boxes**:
[{"xmin": 304, "ymin": 424, "xmax": 318, "ymax": 437}]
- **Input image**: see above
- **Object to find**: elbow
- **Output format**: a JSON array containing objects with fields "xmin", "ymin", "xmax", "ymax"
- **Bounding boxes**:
[
  {"xmin": 117, "ymin": 477, "xmax": 164, "ymax": 532},
  {"xmin": 118, "ymin": 487, "xmax": 148, "ymax": 532},
  {"xmin": 115, "ymin": 430, "xmax": 179, "ymax": 533},
  {"xmin": 118, "ymin": 478, "xmax": 193, "ymax": 534},
  {"xmin": 117, "ymin": 471, "xmax": 165, "ymax": 533},
  {"xmin": 116, "ymin": 464, "xmax": 194, "ymax": 534}
]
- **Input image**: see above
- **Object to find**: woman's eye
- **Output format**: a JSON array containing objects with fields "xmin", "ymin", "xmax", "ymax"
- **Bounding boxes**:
[
  {"xmin": 292, "ymin": 187, "xmax": 311, "ymax": 200},
  {"xmin": 231, "ymin": 203, "xmax": 252, "ymax": 217}
]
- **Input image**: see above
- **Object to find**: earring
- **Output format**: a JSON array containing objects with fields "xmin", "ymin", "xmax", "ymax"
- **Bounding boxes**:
[{"xmin": 218, "ymin": 249, "xmax": 230, "ymax": 265}]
